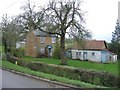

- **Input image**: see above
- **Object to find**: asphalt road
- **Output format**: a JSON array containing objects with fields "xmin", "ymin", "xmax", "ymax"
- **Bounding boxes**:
[
  {"xmin": 0, "ymin": 69, "xmax": 2, "ymax": 89},
  {"xmin": 2, "ymin": 70, "xmax": 68, "ymax": 88}
]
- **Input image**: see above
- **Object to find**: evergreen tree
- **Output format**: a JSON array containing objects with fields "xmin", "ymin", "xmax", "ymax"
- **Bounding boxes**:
[
  {"xmin": 112, "ymin": 19, "xmax": 120, "ymax": 43},
  {"xmin": 108, "ymin": 19, "xmax": 120, "ymax": 59},
  {"xmin": 52, "ymin": 38, "xmax": 61, "ymax": 59}
]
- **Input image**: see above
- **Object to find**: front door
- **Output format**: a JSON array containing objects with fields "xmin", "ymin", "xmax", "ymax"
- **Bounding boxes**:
[
  {"xmin": 48, "ymin": 48, "xmax": 52, "ymax": 57},
  {"xmin": 46, "ymin": 45, "xmax": 53, "ymax": 57},
  {"xmin": 83, "ymin": 52, "xmax": 87, "ymax": 60},
  {"xmin": 101, "ymin": 51, "xmax": 107, "ymax": 63}
]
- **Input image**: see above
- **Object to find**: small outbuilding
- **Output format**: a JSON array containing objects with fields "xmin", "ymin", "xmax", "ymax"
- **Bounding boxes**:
[{"xmin": 66, "ymin": 40, "xmax": 117, "ymax": 63}]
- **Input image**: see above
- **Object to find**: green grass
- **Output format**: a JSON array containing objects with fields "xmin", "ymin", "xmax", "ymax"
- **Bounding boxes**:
[
  {"xmin": 22, "ymin": 56, "xmax": 118, "ymax": 76},
  {"xmin": 1, "ymin": 60, "xmax": 106, "ymax": 88},
  {"xmin": 0, "ymin": 46, "xmax": 4, "ymax": 53}
]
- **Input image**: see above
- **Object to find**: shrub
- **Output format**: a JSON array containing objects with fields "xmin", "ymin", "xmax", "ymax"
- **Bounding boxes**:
[
  {"xmin": 11, "ymin": 47, "xmax": 25, "ymax": 58},
  {"xmin": 9, "ymin": 58, "xmax": 119, "ymax": 87},
  {"xmin": 52, "ymin": 41, "xmax": 61, "ymax": 59}
]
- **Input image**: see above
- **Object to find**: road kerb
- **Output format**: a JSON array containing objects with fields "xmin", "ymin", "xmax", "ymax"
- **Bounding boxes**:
[{"xmin": 2, "ymin": 68, "xmax": 80, "ymax": 89}]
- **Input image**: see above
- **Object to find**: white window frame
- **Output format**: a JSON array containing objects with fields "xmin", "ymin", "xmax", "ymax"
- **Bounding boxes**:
[
  {"xmin": 92, "ymin": 52, "xmax": 95, "ymax": 56},
  {"xmin": 76, "ymin": 52, "xmax": 81, "ymax": 59},
  {"xmin": 52, "ymin": 37, "xmax": 56, "ymax": 43},
  {"xmin": 40, "ymin": 37, "xmax": 45, "ymax": 43},
  {"xmin": 40, "ymin": 48, "xmax": 45, "ymax": 54}
]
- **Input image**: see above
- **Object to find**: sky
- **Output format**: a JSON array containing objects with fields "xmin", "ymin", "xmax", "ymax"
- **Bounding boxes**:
[{"xmin": 0, "ymin": 0, "xmax": 119, "ymax": 43}]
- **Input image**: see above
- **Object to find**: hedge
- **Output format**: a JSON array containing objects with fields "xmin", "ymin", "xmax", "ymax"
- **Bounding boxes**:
[{"xmin": 9, "ymin": 57, "xmax": 119, "ymax": 87}]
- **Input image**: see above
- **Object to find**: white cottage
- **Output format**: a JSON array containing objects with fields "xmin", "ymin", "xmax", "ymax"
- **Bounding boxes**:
[{"xmin": 67, "ymin": 40, "xmax": 117, "ymax": 63}]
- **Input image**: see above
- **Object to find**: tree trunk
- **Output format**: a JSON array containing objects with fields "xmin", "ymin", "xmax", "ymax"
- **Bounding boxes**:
[
  {"xmin": 60, "ymin": 34, "xmax": 67, "ymax": 65},
  {"xmin": 2, "ymin": 38, "xmax": 7, "ymax": 53},
  {"xmin": 29, "ymin": 26, "xmax": 34, "ymax": 31}
]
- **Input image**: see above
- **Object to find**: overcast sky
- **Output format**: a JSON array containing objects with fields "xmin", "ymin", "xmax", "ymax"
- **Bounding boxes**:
[{"xmin": 0, "ymin": 0, "xmax": 119, "ymax": 42}]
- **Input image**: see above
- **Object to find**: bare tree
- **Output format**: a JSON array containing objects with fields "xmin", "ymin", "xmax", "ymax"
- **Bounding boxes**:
[
  {"xmin": 18, "ymin": 0, "xmax": 91, "ymax": 64},
  {"xmin": 38, "ymin": 0, "xmax": 91, "ymax": 65},
  {"xmin": 19, "ymin": 0, "xmax": 44, "ymax": 31}
]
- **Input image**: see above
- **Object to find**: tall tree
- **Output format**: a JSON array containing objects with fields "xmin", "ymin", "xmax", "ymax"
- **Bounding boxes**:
[
  {"xmin": 38, "ymin": 0, "xmax": 91, "ymax": 65},
  {"xmin": 112, "ymin": 19, "xmax": 120, "ymax": 43},
  {"xmin": 19, "ymin": 0, "xmax": 44, "ymax": 31},
  {"xmin": 108, "ymin": 19, "xmax": 120, "ymax": 59},
  {"xmin": 0, "ymin": 15, "xmax": 23, "ymax": 54}
]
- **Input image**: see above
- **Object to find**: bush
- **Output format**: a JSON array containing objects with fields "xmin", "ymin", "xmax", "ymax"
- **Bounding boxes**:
[
  {"xmin": 9, "ymin": 58, "xmax": 119, "ymax": 87},
  {"xmin": 11, "ymin": 47, "xmax": 25, "ymax": 58},
  {"xmin": 52, "ymin": 41, "xmax": 61, "ymax": 59}
]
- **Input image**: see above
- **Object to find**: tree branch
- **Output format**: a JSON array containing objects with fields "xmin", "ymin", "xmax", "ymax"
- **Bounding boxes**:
[
  {"xmin": 65, "ymin": 2, "xmax": 75, "ymax": 30},
  {"xmin": 38, "ymin": 27, "xmax": 61, "ymax": 36}
]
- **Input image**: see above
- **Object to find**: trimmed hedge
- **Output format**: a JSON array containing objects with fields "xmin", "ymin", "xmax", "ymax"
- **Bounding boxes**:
[{"xmin": 10, "ymin": 57, "xmax": 119, "ymax": 87}]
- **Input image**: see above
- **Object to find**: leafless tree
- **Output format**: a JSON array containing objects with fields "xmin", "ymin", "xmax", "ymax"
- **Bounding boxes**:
[
  {"xmin": 19, "ymin": 0, "xmax": 44, "ymax": 31},
  {"xmin": 38, "ymin": 0, "xmax": 91, "ymax": 65}
]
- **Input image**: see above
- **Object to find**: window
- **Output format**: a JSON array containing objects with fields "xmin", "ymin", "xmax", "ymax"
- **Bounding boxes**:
[
  {"xmin": 52, "ymin": 37, "xmax": 56, "ymax": 43},
  {"xmin": 40, "ymin": 48, "xmax": 45, "ymax": 54},
  {"xmin": 76, "ymin": 52, "xmax": 78, "ymax": 55},
  {"xmin": 79, "ymin": 52, "xmax": 81, "ymax": 56},
  {"xmin": 92, "ymin": 52, "xmax": 95, "ymax": 56},
  {"xmin": 40, "ymin": 37, "xmax": 45, "ymax": 43},
  {"xmin": 83, "ymin": 52, "xmax": 87, "ymax": 60},
  {"xmin": 76, "ymin": 52, "xmax": 81, "ymax": 59}
]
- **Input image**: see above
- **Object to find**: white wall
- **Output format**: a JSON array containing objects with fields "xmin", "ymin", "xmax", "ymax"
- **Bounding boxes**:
[
  {"xmin": 16, "ymin": 42, "xmax": 25, "ymax": 49},
  {"xmin": 71, "ymin": 49, "xmax": 102, "ymax": 62},
  {"xmin": 85, "ymin": 50, "xmax": 101, "ymax": 62},
  {"xmin": 71, "ymin": 50, "xmax": 78, "ymax": 59},
  {"xmin": 16, "ymin": 42, "xmax": 20, "ymax": 48},
  {"xmin": 112, "ymin": 55, "xmax": 117, "ymax": 61}
]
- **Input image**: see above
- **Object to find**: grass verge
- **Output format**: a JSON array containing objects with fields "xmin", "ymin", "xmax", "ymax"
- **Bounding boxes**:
[
  {"xmin": 1, "ymin": 60, "xmax": 106, "ymax": 88},
  {"xmin": 0, "ymin": 46, "xmax": 4, "ymax": 53}
]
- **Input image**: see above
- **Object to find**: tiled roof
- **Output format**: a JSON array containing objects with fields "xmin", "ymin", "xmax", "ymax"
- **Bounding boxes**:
[
  {"xmin": 32, "ymin": 30, "xmax": 56, "ymax": 37},
  {"xmin": 72, "ymin": 40, "xmax": 108, "ymax": 50},
  {"xmin": 33, "ymin": 30, "xmax": 47, "ymax": 36}
]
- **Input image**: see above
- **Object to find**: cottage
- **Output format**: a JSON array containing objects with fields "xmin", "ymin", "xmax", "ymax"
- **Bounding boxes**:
[
  {"xmin": 25, "ymin": 30, "xmax": 57, "ymax": 57},
  {"xmin": 67, "ymin": 40, "xmax": 117, "ymax": 63}
]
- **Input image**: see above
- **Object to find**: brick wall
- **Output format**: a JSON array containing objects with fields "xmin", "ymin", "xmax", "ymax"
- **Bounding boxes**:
[
  {"xmin": 25, "ymin": 31, "xmax": 56, "ymax": 57},
  {"xmin": 25, "ymin": 31, "xmax": 37, "ymax": 57}
]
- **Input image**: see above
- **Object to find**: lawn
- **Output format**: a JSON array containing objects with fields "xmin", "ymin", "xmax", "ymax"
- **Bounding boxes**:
[
  {"xmin": 1, "ymin": 60, "xmax": 105, "ymax": 88},
  {"xmin": 22, "ymin": 56, "xmax": 118, "ymax": 76}
]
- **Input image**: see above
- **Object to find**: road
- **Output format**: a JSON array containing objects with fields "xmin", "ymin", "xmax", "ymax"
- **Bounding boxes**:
[
  {"xmin": 0, "ymin": 69, "xmax": 2, "ymax": 89},
  {"xmin": 2, "ymin": 70, "xmax": 68, "ymax": 88}
]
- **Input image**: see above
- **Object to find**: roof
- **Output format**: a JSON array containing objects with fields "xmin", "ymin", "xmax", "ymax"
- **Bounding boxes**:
[
  {"xmin": 106, "ymin": 50, "xmax": 117, "ymax": 55},
  {"xmin": 32, "ymin": 30, "xmax": 57, "ymax": 37},
  {"xmin": 72, "ymin": 40, "xmax": 108, "ymax": 50},
  {"xmin": 33, "ymin": 30, "xmax": 47, "ymax": 36}
]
